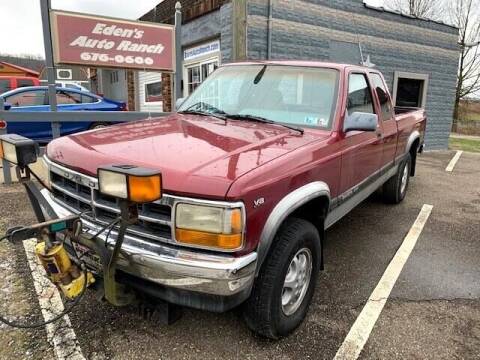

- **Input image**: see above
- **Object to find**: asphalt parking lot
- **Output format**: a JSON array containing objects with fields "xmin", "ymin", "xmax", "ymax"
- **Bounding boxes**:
[{"xmin": 0, "ymin": 150, "xmax": 479, "ymax": 359}]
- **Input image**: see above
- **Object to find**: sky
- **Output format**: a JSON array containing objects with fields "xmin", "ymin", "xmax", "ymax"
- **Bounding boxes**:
[{"xmin": 0, "ymin": 0, "xmax": 385, "ymax": 58}]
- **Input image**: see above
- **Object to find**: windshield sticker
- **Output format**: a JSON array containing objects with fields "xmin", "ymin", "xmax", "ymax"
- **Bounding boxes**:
[
  {"xmin": 318, "ymin": 118, "xmax": 328, "ymax": 127},
  {"xmin": 304, "ymin": 116, "xmax": 319, "ymax": 125}
]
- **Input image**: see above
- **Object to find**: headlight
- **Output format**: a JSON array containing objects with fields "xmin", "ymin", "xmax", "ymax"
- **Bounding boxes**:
[
  {"xmin": 98, "ymin": 165, "xmax": 162, "ymax": 203},
  {"xmin": 0, "ymin": 134, "xmax": 38, "ymax": 168},
  {"xmin": 175, "ymin": 203, "xmax": 244, "ymax": 251}
]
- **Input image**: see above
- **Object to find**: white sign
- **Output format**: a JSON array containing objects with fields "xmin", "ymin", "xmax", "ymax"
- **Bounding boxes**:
[{"xmin": 184, "ymin": 40, "xmax": 220, "ymax": 62}]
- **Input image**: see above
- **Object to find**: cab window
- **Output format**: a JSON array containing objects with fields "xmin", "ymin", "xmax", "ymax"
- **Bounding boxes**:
[
  {"xmin": 370, "ymin": 73, "xmax": 393, "ymax": 121},
  {"xmin": 347, "ymin": 73, "xmax": 374, "ymax": 115},
  {"xmin": 7, "ymin": 90, "xmax": 46, "ymax": 107}
]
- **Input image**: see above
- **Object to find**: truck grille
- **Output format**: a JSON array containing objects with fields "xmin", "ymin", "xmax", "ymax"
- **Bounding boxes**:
[{"xmin": 49, "ymin": 166, "xmax": 175, "ymax": 244}]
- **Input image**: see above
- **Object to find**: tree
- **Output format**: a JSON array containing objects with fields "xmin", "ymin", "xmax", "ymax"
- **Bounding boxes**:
[
  {"xmin": 451, "ymin": 0, "xmax": 480, "ymax": 125},
  {"xmin": 385, "ymin": 0, "xmax": 444, "ymax": 20}
]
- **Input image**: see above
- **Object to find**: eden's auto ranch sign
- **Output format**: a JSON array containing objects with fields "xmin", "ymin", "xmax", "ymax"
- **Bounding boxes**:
[{"xmin": 50, "ymin": 11, "xmax": 175, "ymax": 71}]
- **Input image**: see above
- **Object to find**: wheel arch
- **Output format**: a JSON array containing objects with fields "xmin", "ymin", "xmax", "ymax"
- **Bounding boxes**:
[
  {"xmin": 406, "ymin": 130, "xmax": 421, "ymax": 176},
  {"xmin": 405, "ymin": 130, "xmax": 420, "ymax": 153},
  {"xmin": 255, "ymin": 181, "xmax": 330, "ymax": 276}
]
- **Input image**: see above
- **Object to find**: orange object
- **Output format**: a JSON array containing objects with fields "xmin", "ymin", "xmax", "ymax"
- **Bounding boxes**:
[
  {"xmin": 175, "ymin": 229, "xmax": 242, "ymax": 250},
  {"xmin": 128, "ymin": 175, "xmax": 162, "ymax": 203},
  {"xmin": 230, "ymin": 209, "xmax": 242, "ymax": 233}
]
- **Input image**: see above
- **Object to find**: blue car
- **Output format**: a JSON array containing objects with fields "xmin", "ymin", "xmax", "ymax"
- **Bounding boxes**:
[{"xmin": 1, "ymin": 86, "xmax": 127, "ymax": 142}]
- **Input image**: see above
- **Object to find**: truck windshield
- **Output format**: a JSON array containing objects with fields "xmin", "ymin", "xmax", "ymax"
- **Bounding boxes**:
[{"xmin": 178, "ymin": 65, "xmax": 339, "ymax": 130}]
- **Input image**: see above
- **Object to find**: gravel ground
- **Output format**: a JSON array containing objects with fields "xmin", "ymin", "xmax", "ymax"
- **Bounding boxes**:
[
  {"xmin": 0, "ymin": 150, "xmax": 478, "ymax": 359},
  {"xmin": 0, "ymin": 184, "xmax": 54, "ymax": 360}
]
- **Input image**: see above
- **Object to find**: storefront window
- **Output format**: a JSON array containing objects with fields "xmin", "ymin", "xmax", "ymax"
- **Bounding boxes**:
[
  {"xmin": 145, "ymin": 81, "xmax": 162, "ymax": 103},
  {"xmin": 186, "ymin": 60, "xmax": 218, "ymax": 96}
]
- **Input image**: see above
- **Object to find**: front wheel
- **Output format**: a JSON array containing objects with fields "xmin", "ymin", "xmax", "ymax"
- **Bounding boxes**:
[
  {"xmin": 243, "ymin": 217, "xmax": 321, "ymax": 339},
  {"xmin": 383, "ymin": 153, "xmax": 411, "ymax": 204}
]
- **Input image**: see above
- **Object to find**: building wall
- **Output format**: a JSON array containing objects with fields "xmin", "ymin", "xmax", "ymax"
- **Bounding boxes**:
[
  {"xmin": 141, "ymin": 0, "xmax": 229, "ymax": 24},
  {"xmin": 0, "ymin": 62, "xmax": 39, "ymax": 77},
  {"xmin": 152, "ymin": 2, "xmax": 234, "ymax": 111},
  {"xmin": 98, "ymin": 69, "xmax": 128, "ymax": 102},
  {"xmin": 180, "ymin": 3, "xmax": 233, "ymax": 63},
  {"xmin": 246, "ymin": 0, "xmax": 459, "ymax": 149}
]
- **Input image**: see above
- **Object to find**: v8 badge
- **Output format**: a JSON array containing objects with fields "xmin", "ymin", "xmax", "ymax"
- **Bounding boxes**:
[{"xmin": 253, "ymin": 197, "xmax": 265, "ymax": 208}]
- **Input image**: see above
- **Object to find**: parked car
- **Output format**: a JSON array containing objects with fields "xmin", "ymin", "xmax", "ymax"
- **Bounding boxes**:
[
  {"xmin": 30, "ymin": 61, "xmax": 426, "ymax": 338},
  {"xmin": 1, "ymin": 86, "xmax": 127, "ymax": 142},
  {"xmin": 0, "ymin": 76, "xmax": 40, "ymax": 93}
]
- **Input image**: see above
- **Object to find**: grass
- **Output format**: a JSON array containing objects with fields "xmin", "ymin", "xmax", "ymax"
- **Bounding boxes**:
[
  {"xmin": 458, "ymin": 101, "xmax": 480, "ymax": 122},
  {"xmin": 460, "ymin": 112, "xmax": 480, "ymax": 122},
  {"xmin": 449, "ymin": 137, "xmax": 480, "ymax": 153}
]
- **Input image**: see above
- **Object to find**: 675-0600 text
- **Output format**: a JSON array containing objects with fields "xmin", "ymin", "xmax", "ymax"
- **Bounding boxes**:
[{"xmin": 80, "ymin": 52, "xmax": 154, "ymax": 65}]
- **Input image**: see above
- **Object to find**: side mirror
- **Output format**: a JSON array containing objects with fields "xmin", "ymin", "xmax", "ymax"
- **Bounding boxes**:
[
  {"xmin": 344, "ymin": 112, "xmax": 378, "ymax": 132},
  {"xmin": 175, "ymin": 97, "xmax": 185, "ymax": 110},
  {"xmin": 3, "ymin": 102, "xmax": 11, "ymax": 111}
]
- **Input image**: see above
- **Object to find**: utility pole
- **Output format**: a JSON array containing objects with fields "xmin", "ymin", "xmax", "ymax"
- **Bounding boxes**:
[
  {"xmin": 174, "ymin": 2, "xmax": 182, "ymax": 105},
  {"xmin": 40, "ymin": 0, "xmax": 60, "ymax": 138}
]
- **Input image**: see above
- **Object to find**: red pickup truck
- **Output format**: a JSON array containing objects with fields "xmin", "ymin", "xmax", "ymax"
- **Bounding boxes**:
[
  {"xmin": 0, "ymin": 76, "xmax": 40, "ymax": 93},
  {"xmin": 34, "ymin": 61, "xmax": 425, "ymax": 338}
]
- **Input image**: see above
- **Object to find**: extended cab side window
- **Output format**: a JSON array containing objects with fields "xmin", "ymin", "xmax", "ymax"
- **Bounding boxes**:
[
  {"xmin": 347, "ymin": 73, "xmax": 374, "ymax": 115},
  {"xmin": 370, "ymin": 73, "xmax": 393, "ymax": 121}
]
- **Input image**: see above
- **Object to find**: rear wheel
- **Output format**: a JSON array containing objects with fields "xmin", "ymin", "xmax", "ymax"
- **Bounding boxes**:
[
  {"xmin": 243, "ymin": 217, "xmax": 321, "ymax": 339},
  {"xmin": 383, "ymin": 153, "xmax": 411, "ymax": 204}
]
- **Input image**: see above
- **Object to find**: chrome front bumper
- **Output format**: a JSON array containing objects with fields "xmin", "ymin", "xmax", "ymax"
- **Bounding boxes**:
[{"xmin": 36, "ymin": 188, "xmax": 257, "ymax": 299}]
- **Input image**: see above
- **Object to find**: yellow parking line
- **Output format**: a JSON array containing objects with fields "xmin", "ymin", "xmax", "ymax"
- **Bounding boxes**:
[
  {"xmin": 333, "ymin": 204, "xmax": 434, "ymax": 360},
  {"xmin": 445, "ymin": 150, "xmax": 463, "ymax": 172}
]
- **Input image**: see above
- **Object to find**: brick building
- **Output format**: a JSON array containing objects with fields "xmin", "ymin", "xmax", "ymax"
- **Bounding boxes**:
[{"xmin": 126, "ymin": 0, "xmax": 459, "ymax": 149}]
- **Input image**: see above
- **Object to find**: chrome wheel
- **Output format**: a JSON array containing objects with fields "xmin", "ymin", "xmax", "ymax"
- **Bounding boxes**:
[
  {"xmin": 281, "ymin": 248, "xmax": 312, "ymax": 316},
  {"xmin": 400, "ymin": 162, "xmax": 409, "ymax": 195}
]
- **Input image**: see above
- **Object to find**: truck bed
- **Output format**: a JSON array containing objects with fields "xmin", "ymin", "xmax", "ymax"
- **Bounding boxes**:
[{"xmin": 395, "ymin": 107, "xmax": 427, "ymax": 157}]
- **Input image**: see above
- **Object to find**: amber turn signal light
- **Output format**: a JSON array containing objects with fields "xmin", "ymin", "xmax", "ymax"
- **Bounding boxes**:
[
  {"xmin": 175, "ymin": 229, "xmax": 243, "ymax": 250},
  {"xmin": 98, "ymin": 165, "xmax": 162, "ymax": 203}
]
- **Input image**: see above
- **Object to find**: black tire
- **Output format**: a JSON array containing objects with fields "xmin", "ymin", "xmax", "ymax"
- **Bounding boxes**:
[
  {"xmin": 89, "ymin": 122, "xmax": 108, "ymax": 130},
  {"xmin": 383, "ymin": 153, "xmax": 411, "ymax": 204},
  {"xmin": 243, "ymin": 217, "xmax": 321, "ymax": 339}
]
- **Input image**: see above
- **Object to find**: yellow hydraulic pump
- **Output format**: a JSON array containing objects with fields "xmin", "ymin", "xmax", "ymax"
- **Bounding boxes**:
[{"xmin": 35, "ymin": 241, "xmax": 95, "ymax": 300}]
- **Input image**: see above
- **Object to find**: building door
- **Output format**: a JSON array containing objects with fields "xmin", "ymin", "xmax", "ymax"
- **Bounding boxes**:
[{"xmin": 182, "ymin": 39, "xmax": 221, "ymax": 98}]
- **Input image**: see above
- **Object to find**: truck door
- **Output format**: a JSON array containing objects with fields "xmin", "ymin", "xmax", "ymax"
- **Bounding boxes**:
[
  {"xmin": 339, "ymin": 72, "xmax": 383, "ymax": 194},
  {"xmin": 369, "ymin": 72, "xmax": 397, "ymax": 167}
]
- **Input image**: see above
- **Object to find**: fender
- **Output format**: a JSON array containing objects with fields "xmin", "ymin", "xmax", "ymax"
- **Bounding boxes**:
[
  {"xmin": 255, "ymin": 181, "xmax": 330, "ymax": 275},
  {"xmin": 405, "ymin": 130, "xmax": 420, "ymax": 154}
]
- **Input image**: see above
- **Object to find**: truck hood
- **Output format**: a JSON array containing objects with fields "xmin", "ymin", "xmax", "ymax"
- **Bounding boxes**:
[{"xmin": 46, "ymin": 114, "xmax": 327, "ymax": 198}]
